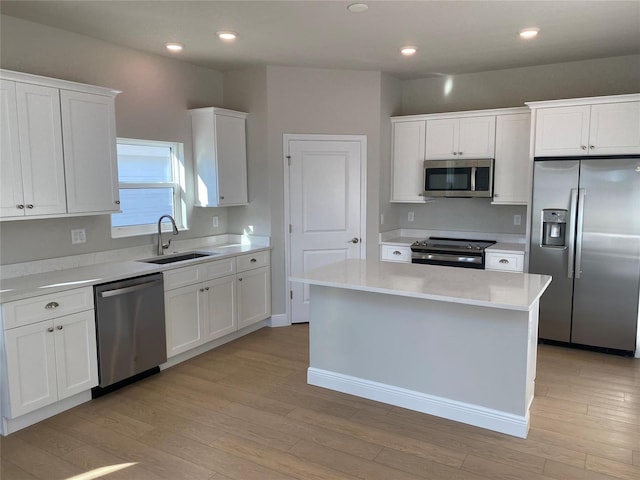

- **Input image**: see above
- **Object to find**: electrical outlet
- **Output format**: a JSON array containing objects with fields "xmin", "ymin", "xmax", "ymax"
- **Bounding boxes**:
[
  {"xmin": 408, "ymin": 211, "xmax": 414, "ymax": 222},
  {"xmin": 212, "ymin": 216, "xmax": 219, "ymax": 228},
  {"xmin": 71, "ymin": 229, "xmax": 86, "ymax": 244},
  {"xmin": 380, "ymin": 213, "xmax": 384, "ymax": 225},
  {"xmin": 514, "ymin": 214, "xmax": 522, "ymax": 226}
]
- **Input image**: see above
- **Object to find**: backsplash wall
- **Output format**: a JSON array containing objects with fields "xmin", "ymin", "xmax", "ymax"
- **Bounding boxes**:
[{"xmin": 391, "ymin": 199, "xmax": 527, "ymax": 235}]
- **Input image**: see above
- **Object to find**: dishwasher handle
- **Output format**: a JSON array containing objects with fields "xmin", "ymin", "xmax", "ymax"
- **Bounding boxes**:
[{"xmin": 99, "ymin": 278, "xmax": 163, "ymax": 298}]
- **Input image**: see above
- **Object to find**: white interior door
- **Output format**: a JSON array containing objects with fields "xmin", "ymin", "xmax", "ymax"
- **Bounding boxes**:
[{"xmin": 286, "ymin": 136, "xmax": 366, "ymax": 324}]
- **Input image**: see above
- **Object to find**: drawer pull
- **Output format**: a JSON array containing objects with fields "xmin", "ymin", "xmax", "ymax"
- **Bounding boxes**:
[
  {"xmin": 499, "ymin": 259, "xmax": 510, "ymax": 264},
  {"xmin": 250, "ymin": 258, "xmax": 257, "ymax": 263},
  {"xmin": 56, "ymin": 325, "xmax": 63, "ymax": 330},
  {"xmin": 393, "ymin": 251, "xmax": 401, "ymax": 255},
  {"xmin": 45, "ymin": 302, "xmax": 60, "ymax": 310},
  {"xmin": 47, "ymin": 327, "xmax": 54, "ymax": 333}
]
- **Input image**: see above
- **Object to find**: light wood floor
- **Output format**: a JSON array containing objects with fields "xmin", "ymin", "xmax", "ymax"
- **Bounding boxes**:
[{"xmin": 1, "ymin": 324, "xmax": 639, "ymax": 480}]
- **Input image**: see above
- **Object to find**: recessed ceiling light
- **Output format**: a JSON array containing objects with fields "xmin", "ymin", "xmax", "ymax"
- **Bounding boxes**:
[
  {"xmin": 217, "ymin": 31, "xmax": 238, "ymax": 41},
  {"xmin": 164, "ymin": 42, "xmax": 183, "ymax": 52},
  {"xmin": 347, "ymin": 3, "xmax": 369, "ymax": 13},
  {"xmin": 519, "ymin": 28, "xmax": 540, "ymax": 39},
  {"xmin": 401, "ymin": 46, "xmax": 418, "ymax": 56}
]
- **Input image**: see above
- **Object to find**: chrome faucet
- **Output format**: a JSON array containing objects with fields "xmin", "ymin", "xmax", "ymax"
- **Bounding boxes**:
[{"xmin": 157, "ymin": 214, "xmax": 179, "ymax": 255}]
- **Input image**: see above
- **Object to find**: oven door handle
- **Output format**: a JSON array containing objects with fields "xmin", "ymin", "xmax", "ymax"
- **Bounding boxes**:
[{"xmin": 412, "ymin": 252, "xmax": 483, "ymax": 265}]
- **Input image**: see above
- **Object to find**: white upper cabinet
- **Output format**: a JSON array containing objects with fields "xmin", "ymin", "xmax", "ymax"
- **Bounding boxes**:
[
  {"xmin": 61, "ymin": 90, "xmax": 120, "ymax": 214},
  {"xmin": 390, "ymin": 119, "xmax": 426, "ymax": 202},
  {"xmin": 425, "ymin": 116, "xmax": 495, "ymax": 160},
  {"xmin": 0, "ymin": 69, "xmax": 120, "ymax": 221},
  {"xmin": 492, "ymin": 112, "xmax": 531, "ymax": 205},
  {"xmin": 0, "ymin": 80, "xmax": 67, "ymax": 218},
  {"xmin": 529, "ymin": 95, "xmax": 640, "ymax": 157},
  {"xmin": 190, "ymin": 107, "xmax": 248, "ymax": 207}
]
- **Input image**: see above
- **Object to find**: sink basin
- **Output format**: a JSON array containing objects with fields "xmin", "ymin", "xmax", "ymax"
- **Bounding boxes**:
[{"xmin": 140, "ymin": 251, "xmax": 219, "ymax": 265}]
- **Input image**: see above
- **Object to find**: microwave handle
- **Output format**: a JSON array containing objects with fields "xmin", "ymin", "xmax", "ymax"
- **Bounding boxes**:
[{"xmin": 470, "ymin": 166, "xmax": 477, "ymax": 191}]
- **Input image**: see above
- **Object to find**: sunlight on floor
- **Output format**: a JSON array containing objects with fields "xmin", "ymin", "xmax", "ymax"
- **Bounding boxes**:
[{"xmin": 65, "ymin": 462, "xmax": 137, "ymax": 480}]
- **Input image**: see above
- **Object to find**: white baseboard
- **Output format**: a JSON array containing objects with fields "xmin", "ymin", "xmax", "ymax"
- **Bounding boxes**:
[
  {"xmin": 267, "ymin": 314, "xmax": 289, "ymax": 328},
  {"xmin": 1, "ymin": 391, "xmax": 91, "ymax": 436},
  {"xmin": 307, "ymin": 367, "xmax": 529, "ymax": 439}
]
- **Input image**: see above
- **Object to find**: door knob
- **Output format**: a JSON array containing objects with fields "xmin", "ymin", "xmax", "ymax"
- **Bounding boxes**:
[{"xmin": 347, "ymin": 237, "xmax": 360, "ymax": 244}]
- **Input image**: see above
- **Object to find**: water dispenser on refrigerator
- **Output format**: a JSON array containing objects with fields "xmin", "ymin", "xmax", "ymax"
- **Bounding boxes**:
[{"xmin": 541, "ymin": 209, "xmax": 568, "ymax": 247}]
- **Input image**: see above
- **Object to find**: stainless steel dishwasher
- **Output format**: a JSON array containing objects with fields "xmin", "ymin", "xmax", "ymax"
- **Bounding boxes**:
[{"xmin": 93, "ymin": 273, "xmax": 166, "ymax": 396}]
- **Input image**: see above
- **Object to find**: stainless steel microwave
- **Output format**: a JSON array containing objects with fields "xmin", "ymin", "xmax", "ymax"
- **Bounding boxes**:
[{"xmin": 423, "ymin": 158, "xmax": 494, "ymax": 197}]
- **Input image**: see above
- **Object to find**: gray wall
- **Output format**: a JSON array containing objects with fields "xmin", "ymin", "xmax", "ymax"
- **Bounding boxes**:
[
  {"xmin": 402, "ymin": 55, "xmax": 640, "ymax": 115},
  {"xmin": 0, "ymin": 15, "xmax": 227, "ymax": 264}
]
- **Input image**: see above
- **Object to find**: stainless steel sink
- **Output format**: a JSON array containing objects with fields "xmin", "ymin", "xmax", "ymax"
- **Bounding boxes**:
[{"xmin": 139, "ymin": 251, "xmax": 220, "ymax": 265}]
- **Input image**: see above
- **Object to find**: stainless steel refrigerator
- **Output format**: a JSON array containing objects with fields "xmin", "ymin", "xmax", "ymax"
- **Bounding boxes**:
[{"xmin": 529, "ymin": 156, "xmax": 640, "ymax": 354}]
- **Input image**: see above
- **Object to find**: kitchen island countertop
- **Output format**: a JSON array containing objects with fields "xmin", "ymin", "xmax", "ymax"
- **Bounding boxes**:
[{"xmin": 290, "ymin": 259, "xmax": 550, "ymax": 312}]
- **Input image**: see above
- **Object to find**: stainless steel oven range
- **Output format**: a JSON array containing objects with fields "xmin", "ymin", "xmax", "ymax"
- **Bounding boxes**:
[{"xmin": 410, "ymin": 237, "xmax": 496, "ymax": 269}]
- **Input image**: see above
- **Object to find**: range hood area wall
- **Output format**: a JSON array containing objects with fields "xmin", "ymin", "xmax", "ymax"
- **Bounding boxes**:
[{"xmin": 391, "ymin": 200, "xmax": 527, "ymax": 235}]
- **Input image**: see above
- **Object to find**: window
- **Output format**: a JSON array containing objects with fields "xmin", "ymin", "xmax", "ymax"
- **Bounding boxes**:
[{"xmin": 111, "ymin": 138, "xmax": 187, "ymax": 238}]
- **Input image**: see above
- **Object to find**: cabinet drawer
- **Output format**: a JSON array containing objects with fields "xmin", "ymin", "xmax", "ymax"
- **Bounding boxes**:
[
  {"xmin": 1, "ymin": 287, "xmax": 93, "ymax": 330},
  {"xmin": 163, "ymin": 257, "xmax": 237, "ymax": 290},
  {"xmin": 485, "ymin": 252, "xmax": 524, "ymax": 272},
  {"xmin": 380, "ymin": 245, "xmax": 412, "ymax": 263},
  {"xmin": 199, "ymin": 257, "xmax": 236, "ymax": 281},
  {"xmin": 237, "ymin": 251, "xmax": 270, "ymax": 272}
]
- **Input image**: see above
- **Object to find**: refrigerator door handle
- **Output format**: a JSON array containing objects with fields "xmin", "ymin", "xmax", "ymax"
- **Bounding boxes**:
[
  {"xmin": 567, "ymin": 188, "xmax": 578, "ymax": 278},
  {"xmin": 575, "ymin": 188, "xmax": 586, "ymax": 279}
]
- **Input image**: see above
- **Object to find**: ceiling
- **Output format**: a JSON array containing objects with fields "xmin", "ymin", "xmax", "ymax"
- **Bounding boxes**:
[{"xmin": 2, "ymin": 1, "xmax": 639, "ymax": 80}]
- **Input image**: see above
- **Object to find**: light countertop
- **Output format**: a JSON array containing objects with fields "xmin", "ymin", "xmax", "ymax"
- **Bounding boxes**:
[
  {"xmin": 487, "ymin": 243, "xmax": 526, "ymax": 254},
  {"xmin": 290, "ymin": 259, "xmax": 551, "ymax": 312},
  {"xmin": 0, "ymin": 243, "xmax": 270, "ymax": 303}
]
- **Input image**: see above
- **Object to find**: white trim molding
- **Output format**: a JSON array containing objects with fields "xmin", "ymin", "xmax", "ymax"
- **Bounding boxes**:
[{"xmin": 308, "ymin": 367, "xmax": 529, "ymax": 439}]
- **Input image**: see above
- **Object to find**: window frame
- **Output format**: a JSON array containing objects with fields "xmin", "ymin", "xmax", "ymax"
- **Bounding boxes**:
[{"xmin": 111, "ymin": 138, "xmax": 187, "ymax": 238}]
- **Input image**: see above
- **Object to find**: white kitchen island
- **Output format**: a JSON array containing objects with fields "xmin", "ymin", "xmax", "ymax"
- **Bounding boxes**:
[{"xmin": 290, "ymin": 259, "xmax": 551, "ymax": 438}]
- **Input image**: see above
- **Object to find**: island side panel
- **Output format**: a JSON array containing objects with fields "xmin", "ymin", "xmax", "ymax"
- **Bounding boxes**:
[{"xmin": 308, "ymin": 284, "xmax": 536, "ymax": 434}]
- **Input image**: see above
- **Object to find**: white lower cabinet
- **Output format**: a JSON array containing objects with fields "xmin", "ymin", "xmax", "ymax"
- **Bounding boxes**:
[
  {"xmin": 2, "ymin": 296, "xmax": 98, "ymax": 419},
  {"xmin": 237, "ymin": 266, "xmax": 271, "ymax": 329},
  {"xmin": 164, "ymin": 251, "xmax": 270, "ymax": 358},
  {"xmin": 380, "ymin": 245, "xmax": 412, "ymax": 263},
  {"xmin": 485, "ymin": 251, "xmax": 524, "ymax": 272}
]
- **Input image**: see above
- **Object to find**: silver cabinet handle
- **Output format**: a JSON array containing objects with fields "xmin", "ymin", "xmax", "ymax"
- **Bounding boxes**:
[
  {"xmin": 238, "ymin": 278, "xmax": 243, "ymax": 282},
  {"xmin": 589, "ymin": 145, "xmax": 595, "ymax": 150},
  {"xmin": 56, "ymin": 325, "xmax": 63, "ymax": 330},
  {"xmin": 220, "ymin": 196, "xmax": 225, "ymax": 200},
  {"xmin": 499, "ymin": 259, "xmax": 510, "ymax": 264},
  {"xmin": 26, "ymin": 204, "xmax": 34, "ymax": 209},
  {"xmin": 205, "ymin": 287, "xmax": 209, "ymax": 291},
  {"xmin": 200, "ymin": 288, "xmax": 205, "ymax": 292},
  {"xmin": 393, "ymin": 250, "xmax": 401, "ymax": 255},
  {"xmin": 115, "ymin": 200, "xmax": 120, "ymax": 205},
  {"xmin": 16, "ymin": 204, "xmax": 24, "ymax": 209},
  {"xmin": 347, "ymin": 237, "xmax": 360, "ymax": 244},
  {"xmin": 458, "ymin": 151, "xmax": 463, "ymax": 155},
  {"xmin": 45, "ymin": 302, "xmax": 59, "ymax": 310},
  {"xmin": 47, "ymin": 327, "xmax": 54, "ymax": 333},
  {"xmin": 452, "ymin": 151, "xmax": 458, "ymax": 155},
  {"xmin": 250, "ymin": 258, "xmax": 257, "ymax": 263},
  {"xmin": 581, "ymin": 145, "xmax": 587, "ymax": 150}
]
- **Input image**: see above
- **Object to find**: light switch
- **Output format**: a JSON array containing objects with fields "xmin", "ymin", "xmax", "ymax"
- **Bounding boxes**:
[
  {"xmin": 408, "ymin": 211, "xmax": 414, "ymax": 222},
  {"xmin": 514, "ymin": 215, "xmax": 521, "ymax": 226},
  {"xmin": 212, "ymin": 216, "xmax": 219, "ymax": 228}
]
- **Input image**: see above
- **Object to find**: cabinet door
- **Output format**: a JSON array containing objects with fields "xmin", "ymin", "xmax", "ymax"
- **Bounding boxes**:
[
  {"xmin": 391, "ymin": 120, "xmax": 426, "ymax": 202},
  {"xmin": 53, "ymin": 311, "xmax": 99, "ymax": 400},
  {"xmin": 15, "ymin": 82, "xmax": 67, "ymax": 216},
  {"xmin": 534, "ymin": 106, "xmax": 590, "ymax": 157},
  {"xmin": 4, "ymin": 320, "xmax": 58, "ymax": 418},
  {"xmin": 458, "ymin": 116, "xmax": 495, "ymax": 158},
  {"xmin": 202, "ymin": 275, "xmax": 237, "ymax": 342},
  {"xmin": 165, "ymin": 285, "xmax": 203, "ymax": 357},
  {"xmin": 589, "ymin": 102, "xmax": 640, "ymax": 155},
  {"xmin": 0, "ymin": 80, "xmax": 24, "ymax": 218},
  {"xmin": 216, "ymin": 113, "xmax": 248, "ymax": 206},
  {"xmin": 493, "ymin": 113, "xmax": 531, "ymax": 205},
  {"xmin": 425, "ymin": 118, "xmax": 458, "ymax": 159},
  {"xmin": 61, "ymin": 90, "xmax": 119, "ymax": 214},
  {"xmin": 237, "ymin": 266, "xmax": 271, "ymax": 329}
]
